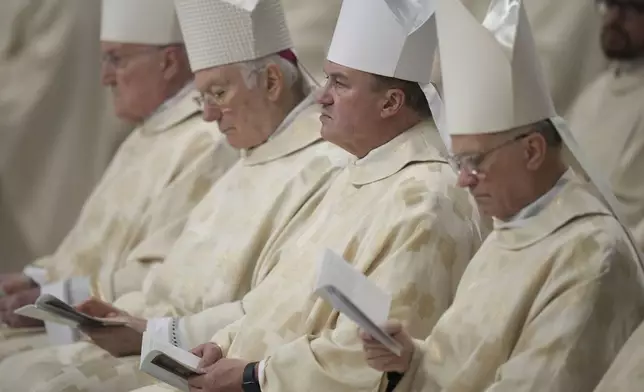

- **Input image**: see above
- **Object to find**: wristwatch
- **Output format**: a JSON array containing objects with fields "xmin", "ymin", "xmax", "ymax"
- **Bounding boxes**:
[{"xmin": 242, "ymin": 361, "xmax": 261, "ymax": 392}]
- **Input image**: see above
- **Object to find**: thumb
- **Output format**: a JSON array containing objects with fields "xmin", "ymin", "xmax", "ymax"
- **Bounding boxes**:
[
  {"xmin": 191, "ymin": 344, "xmax": 206, "ymax": 357},
  {"xmin": 198, "ymin": 344, "xmax": 222, "ymax": 369},
  {"xmin": 382, "ymin": 320, "xmax": 404, "ymax": 336}
]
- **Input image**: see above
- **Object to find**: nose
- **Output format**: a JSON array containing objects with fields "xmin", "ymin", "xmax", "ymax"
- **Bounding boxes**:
[
  {"xmin": 100, "ymin": 62, "xmax": 115, "ymax": 86},
  {"xmin": 202, "ymin": 105, "xmax": 223, "ymax": 122},
  {"xmin": 456, "ymin": 170, "xmax": 476, "ymax": 189},
  {"xmin": 316, "ymin": 84, "xmax": 333, "ymax": 106}
]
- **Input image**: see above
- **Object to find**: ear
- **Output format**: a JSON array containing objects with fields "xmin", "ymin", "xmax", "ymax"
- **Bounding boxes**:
[
  {"xmin": 380, "ymin": 88, "xmax": 406, "ymax": 119},
  {"xmin": 524, "ymin": 132, "xmax": 548, "ymax": 171},
  {"xmin": 161, "ymin": 47, "xmax": 180, "ymax": 81},
  {"xmin": 263, "ymin": 63, "xmax": 284, "ymax": 103}
]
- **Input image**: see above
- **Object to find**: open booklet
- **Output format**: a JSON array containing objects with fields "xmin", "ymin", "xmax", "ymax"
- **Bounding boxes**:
[
  {"xmin": 313, "ymin": 249, "xmax": 403, "ymax": 356},
  {"xmin": 14, "ymin": 294, "xmax": 127, "ymax": 328},
  {"xmin": 140, "ymin": 332, "xmax": 203, "ymax": 392}
]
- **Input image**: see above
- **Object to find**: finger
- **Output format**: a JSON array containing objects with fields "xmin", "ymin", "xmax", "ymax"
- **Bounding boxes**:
[
  {"xmin": 365, "ymin": 349, "xmax": 398, "ymax": 362},
  {"xmin": 359, "ymin": 331, "xmax": 380, "ymax": 343},
  {"xmin": 368, "ymin": 357, "xmax": 403, "ymax": 373},
  {"xmin": 191, "ymin": 345, "xmax": 205, "ymax": 357},
  {"xmin": 75, "ymin": 298, "xmax": 97, "ymax": 311},
  {"xmin": 381, "ymin": 320, "xmax": 404, "ymax": 335},
  {"xmin": 198, "ymin": 348, "xmax": 217, "ymax": 368},
  {"xmin": 188, "ymin": 374, "xmax": 207, "ymax": 388}
]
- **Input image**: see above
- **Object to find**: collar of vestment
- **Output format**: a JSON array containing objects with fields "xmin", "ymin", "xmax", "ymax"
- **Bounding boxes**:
[
  {"xmin": 610, "ymin": 60, "xmax": 644, "ymax": 95},
  {"xmin": 493, "ymin": 171, "xmax": 613, "ymax": 250},
  {"xmin": 348, "ymin": 120, "xmax": 447, "ymax": 186},
  {"xmin": 139, "ymin": 83, "xmax": 201, "ymax": 136},
  {"xmin": 243, "ymin": 100, "xmax": 323, "ymax": 166}
]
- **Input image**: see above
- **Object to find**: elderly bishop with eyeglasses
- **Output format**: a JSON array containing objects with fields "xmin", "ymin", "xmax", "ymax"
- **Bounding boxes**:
[
  {"xmin": 0, "ymin": 0, "xmax": 237, "ymax": 361},
  {"xmin": 361, "ymin": 1, "xmax": 644, "ymax": 391}
]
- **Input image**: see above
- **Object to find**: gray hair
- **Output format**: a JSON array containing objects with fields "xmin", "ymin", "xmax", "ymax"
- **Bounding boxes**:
[{"xmin": 237, "ymin": 54, "xmax": 309, "ymax": 95}]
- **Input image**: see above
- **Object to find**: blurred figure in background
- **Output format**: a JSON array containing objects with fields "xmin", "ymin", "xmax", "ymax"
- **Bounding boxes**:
[
  {"xmin": 461, "ymin": 0, "xmax": 608, "ymax": 115},
  {"xmin": 567, "ymin": 0, "xmax": 644, "ymax": 253},
  {"xmin": 0, "ymin": 0, "xmax": 129, "ymax": 273}
]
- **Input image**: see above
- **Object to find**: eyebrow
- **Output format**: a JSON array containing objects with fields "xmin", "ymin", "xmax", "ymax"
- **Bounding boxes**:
[{"xmin": 327, "ymin": 72, "xmax": 349, "ymax": 82}]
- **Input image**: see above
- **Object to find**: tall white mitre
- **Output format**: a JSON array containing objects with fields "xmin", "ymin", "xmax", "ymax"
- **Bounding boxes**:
[
  {"xmin": 101, "ymin": 0, "xmax": 183, "ymax": 44},
  {"xmin": 437, "ymin": 0, "xmax": 644, "ymax": 271},
  {"xmin": 328, "ymin": 0, "xmax": 437, "ymax": 84},
  {"xmin": 328, "ymin": 0, "xmax": 449, "ymax": 146},
  {"xmin": 173, "ymin": 0, "xmax": 293, "ymax": 72}
]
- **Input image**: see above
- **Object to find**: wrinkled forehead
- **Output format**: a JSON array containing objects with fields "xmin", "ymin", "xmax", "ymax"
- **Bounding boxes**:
[
  {"xmin": 194, "ymin": 62, "xmax": 244, "ymax": 92},
  {"xmin": 323, "ymin": 60, "xmax": 373, "ymax": 84}
]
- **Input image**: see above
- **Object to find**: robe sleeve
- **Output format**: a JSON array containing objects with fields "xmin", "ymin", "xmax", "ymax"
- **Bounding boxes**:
[
  {"xmin": 211, "ymin": 315, "xmax": 246, "ymax": 356},
  {"xmin": 256, "ymin": 198, "xmax": 473, "ymax": 392},
  {"xmin": 480, "ymin": 243, "xmax": 644, "ymax": 392}
]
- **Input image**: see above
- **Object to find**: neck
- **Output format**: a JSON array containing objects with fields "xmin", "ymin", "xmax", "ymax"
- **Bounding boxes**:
[
  {"xmin": 503, "ymin": 158, "xmax": 567, "ymax": 221},
  {"xmin": 163, "ymin": 75, "xmax": 193, "ymax": 102},
  {"xmin": 264, "ymin": 90, "xmax": 303, "ymax": 139},
  {"xmin": 354, "ymin": 114, "xmax": 423, "ymax": 159}
]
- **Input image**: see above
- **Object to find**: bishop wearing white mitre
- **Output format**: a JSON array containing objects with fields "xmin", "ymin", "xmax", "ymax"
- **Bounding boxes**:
[
  {"xmin": 361, "ymin": 1, "xmax": 644, "ymax": 391},
  {"xmin": 0, "ymin": 0, "xmax": 356, "ymax": 390},
  {"xmin": 0, "ymin": 0, "xmax": 237, "ymax": 360},
  {"xmin": 130, "ymin": 0, "xmax": 488, "ymax": 391}
]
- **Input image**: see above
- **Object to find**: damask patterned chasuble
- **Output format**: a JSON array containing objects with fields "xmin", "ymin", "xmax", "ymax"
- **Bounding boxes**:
[
  {"xmin": 203, "ymin": 121, "xmax": 487, "ymax": 392},
  {"xmin": 0, "ymin": 105, "xmax": 351, "ymax": 392},
  {"xmin": 0, "ymin": 89, "xmax": 237, "ymax": 361},
  {"xmin": 390, "ymin": 176, "xmax": 644, "ymax": 392}
]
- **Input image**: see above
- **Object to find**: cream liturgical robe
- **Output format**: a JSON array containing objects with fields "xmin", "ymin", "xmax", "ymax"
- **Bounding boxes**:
[
  {"xmin": 0, "ymin": 105, "xmax": 350, "ymax": 392},
  {"xmin": 32, "ymin": 88, "xmax": 237, "ymax": 300},
  {"xmin": 204, "ymin": 121, "xmax": 487, "ymax": 392},
  {"xmin": 593, "ymin": 320, "xmax": 644, "ymax": 392},
  {"xmin": 567, "ymin": 62, "xmax": 644, "ymax": 253},
  {"xmin": 0, "ymin": 88, "xmax": 237, "ymax": 361},
  {"xmin": 390, "ymin": 174, "xmax": 644, "ymax": 392}
]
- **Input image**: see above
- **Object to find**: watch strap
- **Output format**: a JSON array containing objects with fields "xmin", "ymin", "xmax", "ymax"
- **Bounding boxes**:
[{"xmin": 242, "ymin": 361, "xmax": 261, "ymax": 392}]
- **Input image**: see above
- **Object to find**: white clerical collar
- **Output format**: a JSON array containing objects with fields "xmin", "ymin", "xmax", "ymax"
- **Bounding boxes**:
[{"xmin": 495, "ymin": 169, "xmax": 571, "ymax": 229}]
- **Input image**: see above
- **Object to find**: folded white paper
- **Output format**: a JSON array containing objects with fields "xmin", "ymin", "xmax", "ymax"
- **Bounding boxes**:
[
  {"xmin": 14, "ymin": 294, "xmax": 127, "ymax": 328},
  {"xmin": 140, "ymin": 332, "xmax": 203, "ymax": 392},
  {"xmin": 314, "ymin": 249, "xmax": 403, "ymax": 356}
]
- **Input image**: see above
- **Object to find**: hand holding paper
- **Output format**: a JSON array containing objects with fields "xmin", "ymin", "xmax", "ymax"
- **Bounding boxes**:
[
  {"xmin": 314, "ymin": 249, "xmax": 403, "ymax": 356},
  {"xmin": 360, "ymin": 320, "xmax": 415, "ymax": 373},
  {"xmin": 140, "ymin": 332, "xmax": 203, "ymax": 392}
]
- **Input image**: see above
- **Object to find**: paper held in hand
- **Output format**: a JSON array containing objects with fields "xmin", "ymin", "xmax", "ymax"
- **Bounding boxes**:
[
  {"xmin": 314, "ymin": 248, "xmax": 403, "ymax": 356},
  {"xmin": 13, "ymin": 294, "xmax": 127, "ymax": 328},
  {"xmin": 140, "ymin": 332, "xmax": 203, "ymax": 392}
]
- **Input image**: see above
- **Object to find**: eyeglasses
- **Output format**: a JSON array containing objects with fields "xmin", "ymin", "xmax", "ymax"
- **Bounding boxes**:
[
  {"xmin": 447, "ymin": 132, "xmax": 531, "ymax": 177},
  {"xmin": 596, "ymin": 0, "xmax": 644, "ymax": 15},
  {"xmin": 193, "ymin": 89, "xmax": 228, "ymax": 110},
  {"xmin": 101, "ymin": 47, "xmax": 163, "ymax": 69}
]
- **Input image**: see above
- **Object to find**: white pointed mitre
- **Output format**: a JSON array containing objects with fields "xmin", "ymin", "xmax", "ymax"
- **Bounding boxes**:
[
  {"xmin": 327, "ymin": 0, "xmax": 438, "ymax": 83},
  {"xmin": 437, "ymin": 0, "xmax": 555, "ymax": 135},
  {"xmin": 101, "ymin": 0, "xmax": 183, "ymax": 45},
  {"xmin": 438, "ymin": 0, "xmax": 644, "ymax": 275},
  {"xmin": 174, "ymin": 0, "xmax": 293, "ymax": 72}
]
